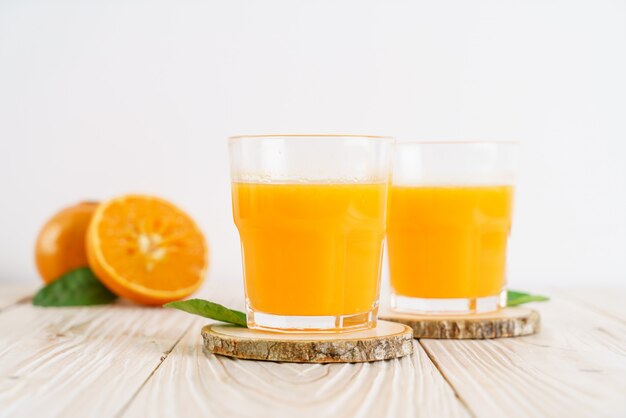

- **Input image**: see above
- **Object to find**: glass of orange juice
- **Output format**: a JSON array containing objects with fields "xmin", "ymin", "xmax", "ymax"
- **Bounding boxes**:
[
  {"xmin": 229, "ymin": 135, "xmax": 393, "ymax": 332},
  {"xmin": 388, "ymin": 141, "xmax": 517, "ymax": 314}
]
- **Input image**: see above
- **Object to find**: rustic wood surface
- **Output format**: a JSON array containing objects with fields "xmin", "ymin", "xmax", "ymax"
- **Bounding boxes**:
[
  {"xmin": 202, "ymin": 320, "xmax": 414, "ymax": 363},
  {"xmin": 420, "ymin": 294, "xmax": 626, "ymax": 418},
  {"xmin": 380, "ymin": 307, "xmax": 540, "ymax": 339},
  {"xmin": 0, "ymin": 282, "xmax": 625, "ymax": 418},
  {"xmin": 124, "ymin": 320, "xmax": 469, "ymax": 418},
  {"xmin": 0, "ymin": 284, "xmax": 36, "ymax": 310},
  {"xmin": 558, "ymin": 288, "xmax": 626, "ymax": 324}
]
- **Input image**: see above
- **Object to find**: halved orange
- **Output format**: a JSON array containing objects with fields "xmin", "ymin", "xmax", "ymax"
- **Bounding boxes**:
[{"xmin": 86, "ymin": 195, "xmax": 208, "ymax": 305}]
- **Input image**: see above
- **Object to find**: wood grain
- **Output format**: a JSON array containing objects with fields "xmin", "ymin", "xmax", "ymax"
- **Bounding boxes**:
[
  {"xmin": 558, "ymin": 288, "xmax": 626, "ymax": 324},
  {"xmin": 202, "ymin": 320, "xmax": 414, "ymax": 363},
  {"xmin": 2, "ymin": 283, "xmax": 624, "ymax": 418},
  {"xmin": 421, "ymin": 293, "xmax": 626, "ymax": 418},
  {"xmin": 123, "ymin": 319, "xmax": 470, "ymax": 418},
  {"xmin": 0, "ymin": 302, "xmax": 193, "ymax": 417},
  {"xmin": 0, "ymin": 284, "xmax": 36, "ymax": 310},
  {"xmin": 380, "ymin": 307, "xmax": 539, "ymax": 339}
]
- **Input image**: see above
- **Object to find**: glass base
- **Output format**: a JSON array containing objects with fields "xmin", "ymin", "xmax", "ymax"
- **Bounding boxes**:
[
  {"xmin": 246, "ymin": 302, "xmax": 378, "ymax": 333},
  {"xmin": 391, "ymin": 289, "xmax": 506, "ymax": 315}
]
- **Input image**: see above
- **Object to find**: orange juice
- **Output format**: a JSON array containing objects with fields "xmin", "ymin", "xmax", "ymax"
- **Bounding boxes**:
[
  {"xmin": 387, "ymin": 185, "xmax": 514, "ymax": 300},
  {"xmin": 232, "ymin": 182, "xmax": 387, "ymax": 317}
]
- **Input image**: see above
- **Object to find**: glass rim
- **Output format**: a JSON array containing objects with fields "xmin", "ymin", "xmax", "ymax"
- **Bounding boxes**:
[
  {"xmin": 228, "ymin": 134, "xmax": 394, "ymax": 144},
  {"xmin": 395, "ymin": 140, "xmax": 519, "ymax": 146}
]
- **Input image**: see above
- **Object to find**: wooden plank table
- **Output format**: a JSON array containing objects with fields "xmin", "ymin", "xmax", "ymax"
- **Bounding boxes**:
[{"xmin": 0, "ymin": 282, "xmax": 624, "ymax": 418}]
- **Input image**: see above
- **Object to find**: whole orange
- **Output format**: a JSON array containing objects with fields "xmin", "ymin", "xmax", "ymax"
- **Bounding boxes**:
[{"xmin": 35, "ymin": 201, "xmax": 99, "ymax": 283}]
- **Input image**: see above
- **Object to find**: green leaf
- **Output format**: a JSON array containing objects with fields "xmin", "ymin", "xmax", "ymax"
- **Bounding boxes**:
[
  {"xmin": 33, "ymin": 267, "xmax": 118, "ymax": 307},
  {"xmin": 164, "ymin": 299, "xmax": 247, "ymax": 327},
  {"xmin": 507, "ymin": 290, "xmax": 549, "ymax": 307}
]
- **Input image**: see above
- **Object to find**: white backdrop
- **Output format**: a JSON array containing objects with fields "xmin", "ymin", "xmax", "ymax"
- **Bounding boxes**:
[{"xmin": 1, "ymin": 0, "xmax": 625, "ymax": 288}]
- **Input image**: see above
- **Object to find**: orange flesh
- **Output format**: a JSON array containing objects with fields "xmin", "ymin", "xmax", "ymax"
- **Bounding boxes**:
[
  {"xmin": 387, "ymin": 185, "xmax": 513, "ymax": 299},
  {"xmin": 232, "ymin": 182, "xmax": 387, "ymax": 316},
  {"xmin": 87, "ymin": 195, "xmax": 207, "ymax": 304}
]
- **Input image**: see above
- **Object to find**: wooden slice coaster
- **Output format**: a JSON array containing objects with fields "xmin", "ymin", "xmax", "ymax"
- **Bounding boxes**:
[
  {"xmin": 379, "ymin": 307, "xmax": 540, "ymax": 339},
  {"xmin": 201, "ymin": 320, "xmax": 414, "ymax": 363}
]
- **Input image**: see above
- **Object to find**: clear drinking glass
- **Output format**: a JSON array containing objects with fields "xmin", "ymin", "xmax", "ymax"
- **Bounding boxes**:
[
  {"xmin": 388, "ymin": 141, "xmax": 517, "ymax": 314},
  {"xmin": 229, "ymin": 135, "xmax": 393, "ymax": 332}
]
